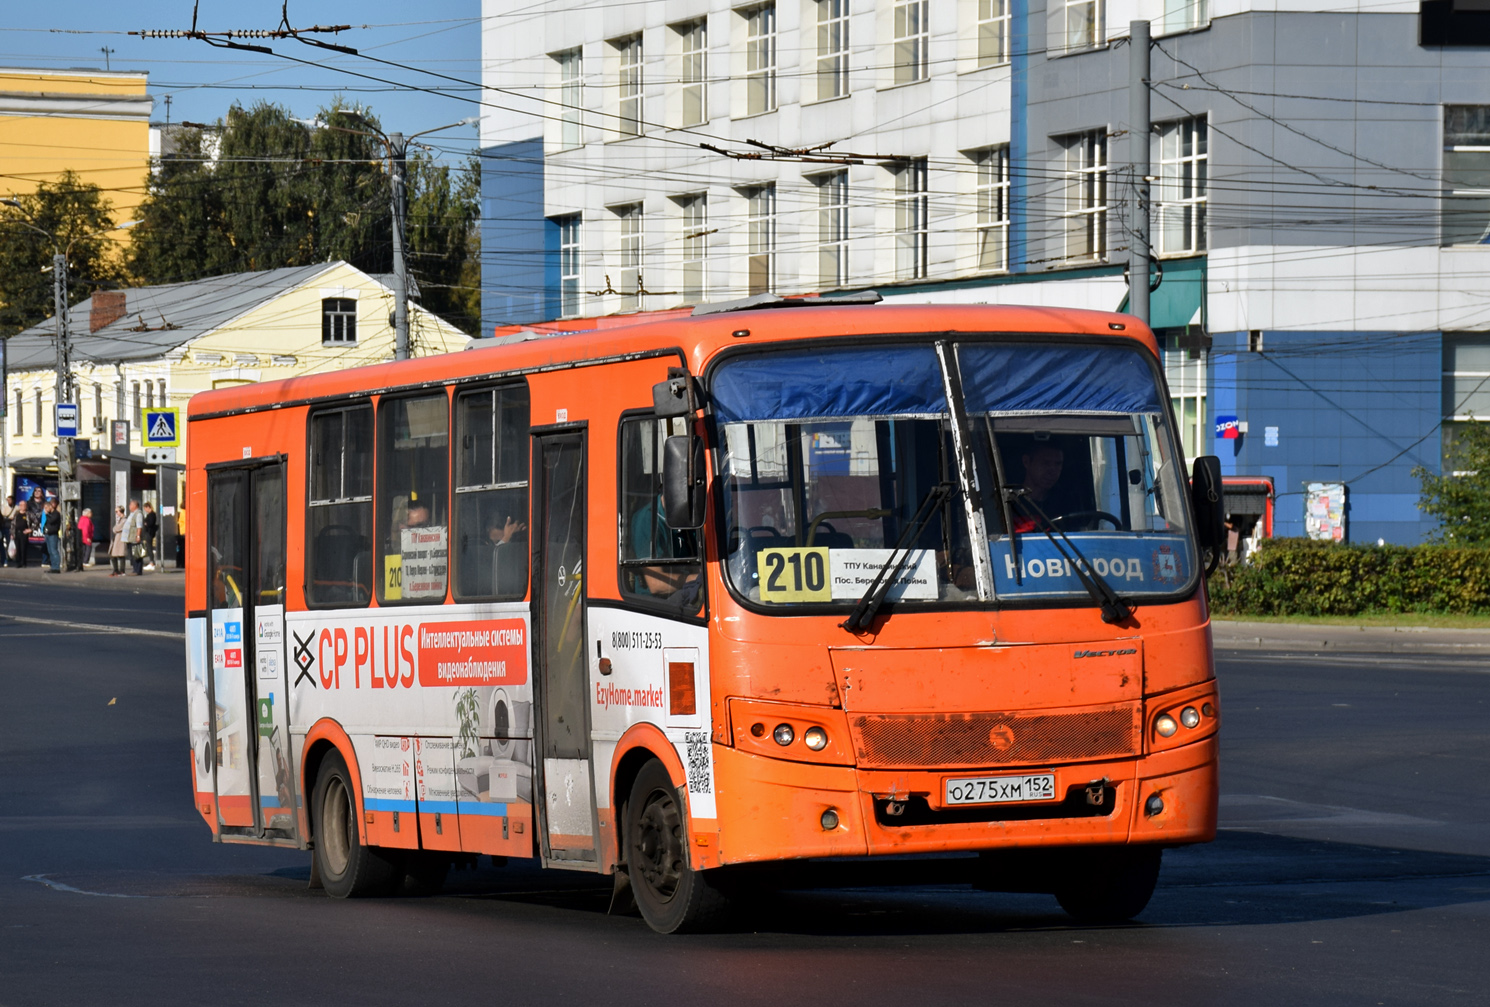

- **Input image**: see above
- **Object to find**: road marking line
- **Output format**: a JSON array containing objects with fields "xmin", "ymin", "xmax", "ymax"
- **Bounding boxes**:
[
  {"xmin": 0, "ymin": 614, "xmax": 183, "ymax": 641},
  {"xmin": 21, "ymin": 874, "xmax": 147, "ymax": 899}
]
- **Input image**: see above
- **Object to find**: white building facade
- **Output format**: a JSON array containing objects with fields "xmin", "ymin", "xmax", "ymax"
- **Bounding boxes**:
[{"xmin": 480, "ymin": 0, "xmax": 1490, "ymax": 544}]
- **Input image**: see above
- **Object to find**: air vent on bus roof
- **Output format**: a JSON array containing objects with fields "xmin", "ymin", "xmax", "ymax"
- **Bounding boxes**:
[{"xmin": 690, "ymin": 291, "xmax": 882, "ymax": 317}]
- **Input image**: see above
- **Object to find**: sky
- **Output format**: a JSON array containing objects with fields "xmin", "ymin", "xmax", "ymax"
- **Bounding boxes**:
[{"xmin": 2, "ymin": 1, "xmax": 482, "ymax": 162}]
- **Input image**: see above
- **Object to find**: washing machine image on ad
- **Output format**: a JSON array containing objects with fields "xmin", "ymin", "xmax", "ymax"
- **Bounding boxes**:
[
  {"xmin": 189, "ymin": 679, "xmax": 212, "ymax": 781},
  {"xmin": 455, "ymin": 687, "xmax": 535, "ymax": 804}
]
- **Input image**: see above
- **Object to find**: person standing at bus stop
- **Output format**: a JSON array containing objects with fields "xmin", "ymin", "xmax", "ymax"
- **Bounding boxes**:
[
  {"xmin": 1, "ymin": 494, "xmax": 13, "ymax": 568},
  {"xmin": 41, "ymin": 500, "xmax": 62, "ymax": 573},
  {"xmin": 142, "ymin": 503, "xmax": 159, "ymax": 572},
  {"xmin": 77, "ymin": 508, "xmax": 96, "ymax": 568},
  {"xmin": 9, "ymin": 500, "xmax": 27, "ymax": 568},
  {"xmin": 108, "ymin": 506, "xmax": 127, "ymax": 576},
  {"xmin": 124, "ymin": 500, "xmax": 145, "ymax": 576}
]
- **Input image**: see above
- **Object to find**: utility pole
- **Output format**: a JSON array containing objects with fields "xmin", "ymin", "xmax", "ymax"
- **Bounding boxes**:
[
  {"xmin": 1129, "ymin": 19, "xmax": 1152, "ymax": 326},
  {"xmin": 52, "ymin": 251, "xmax": 79, "ymax": 570},
  {"xmin": 389, "ymin": 132, "xmax": 410, "ymax": 361}
]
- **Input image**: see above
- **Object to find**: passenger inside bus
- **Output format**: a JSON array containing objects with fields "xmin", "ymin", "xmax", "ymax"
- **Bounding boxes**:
[
  {"xmin": 619, "ymin": 416, "xmax": 702, "ymax": 609},
  {"xmin": 1011, "ymin": 440, "xmax": 1065, "ymax": 533},
  {"xmin": 485, "ymin": 513, "xmax": 527, "ymax": 596}
]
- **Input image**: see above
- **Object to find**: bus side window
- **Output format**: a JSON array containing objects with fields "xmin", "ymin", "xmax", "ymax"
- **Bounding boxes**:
[
  {"xmin": 454, "ymin": 383, "xmax": 530, "ymax": 601},
  {"xmin": 378, "ymin": 394, "xmax": 451, "ymax": 604},
  {"xmin": 307, "ymin": 404, "xmax": 374, "ymax": 606},
  {"xmin": 618, "ymin": 414, "xmax": 702, "ymax": 611}
]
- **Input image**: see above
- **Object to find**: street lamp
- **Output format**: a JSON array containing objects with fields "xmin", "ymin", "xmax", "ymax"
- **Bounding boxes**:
[
  {"xmin": 0, "ymin": 198, "xmax": 137, "ymax": 571},
  {"xmin": 301, "ymin": 113, "xmax": 478, "ymax": 361}
]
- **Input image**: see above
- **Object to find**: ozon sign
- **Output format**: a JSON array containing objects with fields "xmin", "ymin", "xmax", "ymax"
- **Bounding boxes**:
[{"xmin": 302, "ymin": 617, "xmax": 528, "ymax": 691}]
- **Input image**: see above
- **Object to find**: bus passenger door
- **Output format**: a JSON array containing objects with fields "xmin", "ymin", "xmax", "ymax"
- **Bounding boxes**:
[
  {"xmin": 531, "ymin": 431, "xmax": 600, "ymax": 869},
  {"xmin": 206, "ymin": 461, "xmax": 293, "ymax": 841}
]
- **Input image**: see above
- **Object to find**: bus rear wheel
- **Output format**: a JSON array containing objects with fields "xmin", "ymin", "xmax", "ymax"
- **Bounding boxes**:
[
  {"xmin": 311, "ymin": 750, "xmax": 401, "ymax": 898},
  {"xmin": 625, "ymin": 759, "xmax": 730, "ymax": 934},
  {"xmin": 1053, "ymin": 846, "xmax": 1162, "ymax": 924}
]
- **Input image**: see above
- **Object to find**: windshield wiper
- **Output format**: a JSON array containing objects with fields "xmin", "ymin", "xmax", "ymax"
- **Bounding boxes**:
[
  {"xmin": 840, "ymin": 481, "xmax": 952, "ymax": 633},
  {"xmin": 1005, "ymin": 490, "xmax": 1133, "ymax": 625}
]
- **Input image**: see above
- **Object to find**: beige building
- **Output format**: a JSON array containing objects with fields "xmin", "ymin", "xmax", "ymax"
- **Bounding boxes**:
[{"xmin": 3, "ymin": 261, "xmax": 469, "ymax": 512}]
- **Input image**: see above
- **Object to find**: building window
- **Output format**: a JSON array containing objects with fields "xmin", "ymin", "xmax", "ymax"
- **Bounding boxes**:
[
  {"xmin": 815, "ymin": 0, "xmax": 849, "ymax": 101},
  {"xmin": 1156, "ymin": 117, "xmax": 1207, "ymax": 256},
  {"xmin": 557, "ymin": 214, "xmax": 582, "ymax": 318},
  {"xmin": 453, "ymin": 383, "xmax": 530, "ymax": 601},
  {"xmin": 1444, "ymin": 106, "xmax": 1490, "ymax": 247},
  {"xmin": 308, "ymin": 404, "xmax": 375, "ymax": 606},
  {"xmin": 815, "ymin": 170, "xmax": 849, "ymax": 289},
  {"xmin": 745, "ymin": 4, "xmax": 777, "ymax": 115},
  {"xmin": 746, "ymin": 184, "xmax": 776, "ymax": 295},
  {"xmin": 1061, "ymin": 130, "xmax": 1108, "ymax": 260},
  {"xmin": 158, "ymin": 378, "xmax": 167, "ymax": 409},
  {"xmin": 979, "ymin": 0, "xmax": 1010, "ymax": 66},
  {"xmin": 894, "ymin": 158, "xmax": 929, "ymax": 280},
  {"xmin": 616, "ymin": 203, "xmax": 643, "ymax": 311},
  {"xmin": 15, "ymin": 388, "xmax": 22, "ymax": 436},
  {"xmin": 1162, "ymin": 0, "xmax": 1207, "ymax": 34},
  {"xmin": 680, "ymin": 194, "xmax": 708, "ymax": 305},
  {"xmin": 557, "ymin": 49, "xmax": 583, "ymax": 148},
  {"xmin": 131, "ymin": 383, "xmax": 140, "ymax": 430},
  {"xmin": 616, "ymin": 35, "xmax": 643, "ymax": 138},
  {"xmin": 146, "ymin": 382, "xmax": 155, "ymax": 411},
  {"xmin": 322, "ymin": 297, "xmax": 357, "ymax": 344},
  {"xmin": 93, "ymin": 383, "xmax": 102, "ymax": 429},
  {"xmin": 1066, "ymin": 0, "xmax": 1104, "ymax": 49},
  {"xmin": 678, "ymin": 20, "xmax": 707, "ymax": 126},
  {"xmin": 1443, "ymin": 334, "xmax": 1490, "ymax": 425},
  {"xmin": 1164, "ymin": 336, "xmax": 1207, "ymax": 461},
  {"xmin": 619, "ymin": 414, "xmax": 703, "ymax": 610},
  {"xmin": 973, "ymin": 146, "xmax": 1010, "ymax": 272},
  {"xmin": 894, "ymin": 0, "xmax": 930, "ymax": 85}
]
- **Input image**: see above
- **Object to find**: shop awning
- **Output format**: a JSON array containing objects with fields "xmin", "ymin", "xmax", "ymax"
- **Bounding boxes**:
[{"xmin": 1117, "ymin": 256, "xmax": 1205, "ymax": 329}]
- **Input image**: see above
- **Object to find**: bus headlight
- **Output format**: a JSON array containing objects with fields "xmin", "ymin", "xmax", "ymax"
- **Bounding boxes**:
[
  {"xmin": 803, "ymin": 726, "xmax": 828, "ymax": 751},
  {"xmin": 1155, "ymin": 714, "xmax": 1178, "ymax": 738},
  {"xmin": 773, "ymin": 723, "xmax": 795, "ymax": 746},
  {"xmin": 1180, "ymin": 706, "xmax": 1201, "ymax": 729}
]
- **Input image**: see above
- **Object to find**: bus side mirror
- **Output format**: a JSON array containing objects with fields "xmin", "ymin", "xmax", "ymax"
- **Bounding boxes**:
[
  {"xmin": 652, "ymin": 369, "xmax": 694, "ymax": 417},
  {"xmin": 1190, "ymin": 455, "xmax": 1225, "ymax": 558},
  {"xmin": 663, "ymin": 435, "xmax": 706, "ymax": 529}
]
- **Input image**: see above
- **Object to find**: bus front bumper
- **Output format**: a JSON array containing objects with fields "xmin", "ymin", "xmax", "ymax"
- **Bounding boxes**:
[{"xmin": 709, "ymin": 736, "xmax": 1217, "ymax": 866}]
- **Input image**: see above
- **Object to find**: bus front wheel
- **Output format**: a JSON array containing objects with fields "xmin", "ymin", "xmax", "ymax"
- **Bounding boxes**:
[
  {"xmin": 311, "ymin": 750, "xmax": 401, "ymax": 898},
  {"xmin": 1053, "ymin": 846, "xmax": 1162, "ymax": 923},
  {"xmin": 624, "ymin": 759, "xmax": 730, "ymax": 934}
]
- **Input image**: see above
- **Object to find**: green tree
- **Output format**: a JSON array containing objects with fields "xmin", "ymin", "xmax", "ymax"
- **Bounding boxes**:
[
  {"xmin": 407, "ymin": 153, "xmax": 482, "ymax": 336},
  {"xmin": 1414, "ymin": 420, "xmax": 1490, "ymax": 544},
  {"xmin": 130, "ymin": 101, "xmax": 482, "ymax": 333},
  {"xmin": 0, "ymin": 171, "xmax": 129, "ymax": 337}
]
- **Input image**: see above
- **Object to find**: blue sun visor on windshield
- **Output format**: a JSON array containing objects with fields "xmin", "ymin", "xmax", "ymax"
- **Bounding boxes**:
[
  {"xmin": 710, "ymin": 346, "xmax": 947, "ymax": 422},
  {"xmin": 958, "ymin": 343, "xmax": 1162, "ymax": 415}
]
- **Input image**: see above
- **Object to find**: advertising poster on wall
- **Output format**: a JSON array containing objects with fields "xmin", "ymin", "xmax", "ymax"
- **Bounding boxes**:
[{"xmin": 1304, "ymin": 482, "xmax": 1347, "ymax": 542}]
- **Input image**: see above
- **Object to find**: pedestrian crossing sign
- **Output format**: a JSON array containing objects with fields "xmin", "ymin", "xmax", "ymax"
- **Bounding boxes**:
[{"xmin": 143, "ymin": 408, "xmax": 180, "ymax": 447}]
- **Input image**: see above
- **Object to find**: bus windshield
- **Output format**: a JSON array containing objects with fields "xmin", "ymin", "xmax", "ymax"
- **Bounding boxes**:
[
  {"xmin": 715, "ymin": 345, "xmax": 976, "ymax": 606},
  {"xmin": 712, "ymin": 340, "xmax": 1197, "ymax": 609}
]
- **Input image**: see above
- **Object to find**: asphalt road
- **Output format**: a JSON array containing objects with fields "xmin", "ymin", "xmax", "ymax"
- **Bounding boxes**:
[{"xmin": 1, "ymin": 576, "xmax": 1486, "ymax": 1006}]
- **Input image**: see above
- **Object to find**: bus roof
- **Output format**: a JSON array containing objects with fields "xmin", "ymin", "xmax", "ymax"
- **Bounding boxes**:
[{"xmin": 188, "ymin": 302, "xmax": 1156, "ymax": 419}]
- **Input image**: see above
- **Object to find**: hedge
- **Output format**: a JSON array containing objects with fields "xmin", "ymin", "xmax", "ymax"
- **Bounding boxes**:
[{"xmin": 1207, "ymin": 538, "xmax": 1490, "ymax": 616}]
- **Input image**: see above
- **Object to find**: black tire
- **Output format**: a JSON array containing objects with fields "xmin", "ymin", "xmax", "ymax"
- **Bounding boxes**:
[
  {"xmin": 625, "ymin": 759, "xmax": 731, "ymax": 934},
  {"xmin": 1054, "ymin": 846, "xmax": 1162, "ymax": 923},
  {"xmin": 310, "ymin": 750, "xmax": 402, "ymax": 898}
]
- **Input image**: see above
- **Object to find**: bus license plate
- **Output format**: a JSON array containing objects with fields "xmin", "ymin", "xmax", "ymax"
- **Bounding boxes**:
[{"xmin": 944, "ymin": 773, "xmax": 1057, "ymax": 806}]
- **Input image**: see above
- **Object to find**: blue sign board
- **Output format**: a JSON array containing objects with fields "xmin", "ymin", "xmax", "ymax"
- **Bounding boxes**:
[
  {"xmin": 991, "ymin": 533, "xmax": 1193, "ymax": 599},
  {"xmin": 56, "ymin": 403, "xmax": 78, "ymax": 438}
]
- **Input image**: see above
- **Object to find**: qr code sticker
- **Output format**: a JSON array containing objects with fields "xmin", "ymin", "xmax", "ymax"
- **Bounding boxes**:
[{"xmin": 684, "ymin": 731, "xmax": 712, "ymax": 794}]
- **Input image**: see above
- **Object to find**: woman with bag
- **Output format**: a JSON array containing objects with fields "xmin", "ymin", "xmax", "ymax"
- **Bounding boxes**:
[
  {"xmin": 109, "ymin": 505, "xmax": 127, "ymax": 576},
  {"xmin": 78, "ymin": 509, "xmax": 96, "ymax": 568},
  {"xmin": 125, "ymin": 500, "xmax": 145, "ymax": 576}
]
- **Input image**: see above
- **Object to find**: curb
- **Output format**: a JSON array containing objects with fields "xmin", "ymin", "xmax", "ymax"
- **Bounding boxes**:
[{"xmin": 1213, "ymin": 619, "xmax": 1490, "ymax": 655}]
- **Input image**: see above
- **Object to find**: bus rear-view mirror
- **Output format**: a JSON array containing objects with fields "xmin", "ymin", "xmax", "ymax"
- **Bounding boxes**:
[
  {"xmin": 663, "ymin": 435, "xmax": 706, "ymax": 529},
  {"xmin": 1190, "ymin": 455, "xmax": 1225, "ymax": 556}
]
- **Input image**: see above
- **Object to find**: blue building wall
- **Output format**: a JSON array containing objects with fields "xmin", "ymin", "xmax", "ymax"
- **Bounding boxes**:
[
  {"xmin": 1210, "ymin": 330, "xmax": 1441, "ymax": 544},
  {"xmin": 479, "ymin": 138, "xmax": 556, "ymax": 332}
]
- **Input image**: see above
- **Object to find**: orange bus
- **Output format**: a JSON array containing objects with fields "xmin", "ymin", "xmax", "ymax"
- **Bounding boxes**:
[{"xmin": 184, "ymin": 298, "xmax": 1224, "ymax": 933}]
